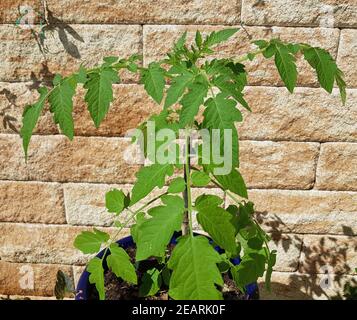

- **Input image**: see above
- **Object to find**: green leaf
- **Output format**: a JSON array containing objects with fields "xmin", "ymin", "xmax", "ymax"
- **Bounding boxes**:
[
  {"xmin": 103, "ymin": 56, "xmax": 118, "ymax": 65},
  {"xmin": 168, "ymin": 177, "xmax": 186, "ymax": 193},
  {"xmin": 195, "ymin": 195, "xmax": 238, "ymax": 255},
  {"xmin": 73, "ymin": 228, "xmax": 110, "ymax": 254},
  {"xmin": 105, "ymin": 189, "xmax": 125, "ymax": 214},
  {"xmin": 174, "ymin": 32, "xmax": 187, "ymax": 51},
  {"xmin": 253, "ymin": 40, "xmax": 268, "ymax": 49},
  {"xmin": 87, "ymin": 257, "xmax": 105, "ymax": 300},
  {"xmin": 195, "ymin": 30, "xmax": 203, "ymax": 48},
  {"xmin": 191, "ymin": 171, "xmax": 210, "ymax": 187},
  {"xmin": 130, "ymin": 163, "xmax": 174, "ymax": 205},
  {"xmin": 235, "ymin": 201, "xmax": 255, "ymax": 230},
  {"xmin": 48, "ymin": 77, "xmax": 77, "ymax": 140},
  {"xmin": 53, "ymin": 74, "xmax": 62, "ymax": 86},
  {"xmin": 135, "ymin": 195, "xmax": 185, "ymax": 261},
  {"xmin": 20, "ymin": 87, "xmax": 48, "ymax": 158},
  {"xmin": 273, "ymin": 42, "xmax": 297, "ymax": 93},
  {"xmin": 204, "ymin": 28, "xmax": 239, "ymax": 47},
  {"xmin": 168, "ymin": 235, "xmax": 223, "ymax": 300},
  {"xmin": 335, "ymin": 68, "xmax": 347, "ymax": 105},
  {"xmin": 139, "ymin": 268, "xmax": 161, "ymax": 297},
  {"xmin": 161, "ymin": 266, "xmax": 171, "ymax": 286},
  {"xmin": 179, "ymin": 82, "xmax": 208, "ymax": 127},
  {"xmin": 107, "ymin": 243, "xmax": 137, "ymax": 284},
  {"xmin": 214, "ymin": 169, "xmax": 248, "ymax": 198},
  {"xmin": 141, "ymin": 62, "xmax": 166, "ymax": 104},
  {"xmin": 131, "ymin": 212, "xmax": 146, "ymax": 243},
  {"xmin": 164, "ymin": 72, "xmax": 194, "ymax": 109},
  {"xmin": 76, "ymin": 65, "xmax": 87, "ymax": 83},
  {"xmin": 231, "ymin": 252, "xmax": 266, "ymax": 290},
  {"xmin": 203, "ymin": 93, "xmax": 241, "ymax": 168},
  {"xmin": 265, "ymin": 250, "xmax": 277, "ymax": 291},
  {"xmin": 84, "ymin": 67, "xmax": 119, "ymax": 127},
  {"xmin": 303, "ymin": 46, "xmax": 337, "ymax": 93}
]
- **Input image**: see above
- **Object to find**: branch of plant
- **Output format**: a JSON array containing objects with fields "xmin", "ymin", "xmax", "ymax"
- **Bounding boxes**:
[{"xmin": 184, "ymin": 130, "xmax": 194, "ymax": 237}]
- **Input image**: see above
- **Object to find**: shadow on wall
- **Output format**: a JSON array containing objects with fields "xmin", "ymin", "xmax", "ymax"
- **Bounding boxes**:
[
  {"xmin": 39, "ymin": 8, "xmax": 84, "ymax": 59},
  {"xmin": 256, "ymin": 211, "xmax": 357, "ymax": 299},
  {"xmin": 0, "ymin": 7, "xmax": 84, "ymax": 133}
]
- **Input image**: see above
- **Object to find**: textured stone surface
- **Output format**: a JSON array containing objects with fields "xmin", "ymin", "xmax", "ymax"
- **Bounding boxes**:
[
  {"xmin": 239, "ymin": 141, "xmax": 320, "ymax": 189},
  {"xmin": 0, "ymin": 223, "xmax": 129, "ymax": 265},
  {"xmin": 64, "ymin": 183, "xmax": 167, "ymax": 226},
  {"xmin": 0, "ymin": 135, "xmax": 320, "ymax": 189},
  {"xmin": 241, "ymin": 0, "xmax": 357, "ymax": 28},
  {"xmin": 143, "ymin": 25, "xmax": 339, "ymax": 87},
  {"xmin": 39, "ymin": 1, "xmax": 240, "ymax": 25},
  {"xmin": 337, "ymin": 29, "xmax": 357, "ymax": 87},
  {"xmin": 300, "ymin": 235, "xmax": 357, "ymax": 275},
  {"xmin": 239, "ymin": 87, "xmax": 356, "ymax": 142},
  {"xmin": 0, "ymin": 260, "xmax": 73, "ymax": 297},
  {"xmin": 248, "ymin": 189, "xmax": 357, "ymax": 235},
  {"xmin": 0, "ymin": 24, "xmax": 141, "ymax": 82},
  {"xmin": 269, "ymin": 234, "xmax": 303, "ymax": 272},
  {"xmin": 0, "ymin": 134, "xmax": 140, "ymax": 183},
  {"xmin": 316, "ymin": 143, "xmax": 357, "ymax": 191},
  {"xmin": 0, "ymin": 181, "xmax": 66, "ymax": 224},
  {"xmin": 258, "ymin": 271, "xmax": 357, "ymax": 300}
]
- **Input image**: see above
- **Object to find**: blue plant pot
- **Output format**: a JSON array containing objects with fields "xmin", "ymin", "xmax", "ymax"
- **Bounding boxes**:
[{"xmin": 75, "ymin": 233, "xmax": 259, "ymax": 300}]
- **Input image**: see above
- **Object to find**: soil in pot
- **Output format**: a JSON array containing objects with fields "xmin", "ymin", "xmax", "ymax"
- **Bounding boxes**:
[{"xmin": 87, "ymin": 244, "xmax": 259, "ymax": 300}]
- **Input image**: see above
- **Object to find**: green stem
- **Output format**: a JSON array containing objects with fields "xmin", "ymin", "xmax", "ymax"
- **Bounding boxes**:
[{"xmin": 184, "ymin": 130, "xmax": 194, "ymax": 237}]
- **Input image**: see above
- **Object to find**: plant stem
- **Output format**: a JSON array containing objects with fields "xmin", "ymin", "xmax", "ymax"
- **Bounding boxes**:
[{"xmin": 182, "ymin": 130, "xmax": 193, "ymax": 237}]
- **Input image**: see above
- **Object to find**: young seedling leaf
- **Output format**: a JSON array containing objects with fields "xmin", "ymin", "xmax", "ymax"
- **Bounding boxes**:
[
  {"xmin": 131, "ymin": 212, "xmax": 146, "ymax": 243},
  {"xmin": 231, "ymin": 252, "xmax": 266, "ymax": 290},
  {"xmin": 48, "ymin": 77, "xmax": 77, "ymax": 140},
  {"xmin": 87, "ymin": 257, "xmax": 105, "ymax": 300},
  {"xmin": 20, "ymin": 87, "xmax": 48, "ymax": 158},
  {"xmin": 168, "ymin": 235, "xmax": 224, "ymax": 300},
  {"xmin": 130, "ymin": 163, "xmax": 174, "ymax": 205},
  {"xmin": 107, "ymin": 243, "xmax": 137, "ymax": 285},
  {"xmin": 84, "ymin": 67, "xmax": 119, "ymax": 127},
  {"xmin": 139, "ymin": 268, "xmax": 162, "ymax": 297},
  {"xmin": 164, "ymin": 71, "xmax": 194, "ymax": 109},
  {"xmin": 195, "ymin": 195, "xmax": 238, "ymax": 255},
  {"xmin": 105, "ymin": 189, "xmax": 126, "ymax": 214},
  {"xmin": 303, "ymin": 46, "xmax": 337, "ymax": 93},
  {"xmin": 204, "ymin": 28, "xmax": 239, "ymax": 47},
  {"xmin": 203, "ymin": 93, "xmax": 242, "ymax": 168},
  {"xmin": 214, "ymin": 169, "xmax": 248, "ymax": 198},
  {"xmin": 191, "ymin": 171, "xmax": 210, "ymax": 187},
  {"xmin": 73, "ymin": 228, "xmax": 110, "ymax": 254},
  {"xmin": 135, "ymin": 195, "xmax": 185, "ymax": 261},
  {"xmin": 179, "ymin": 82, "xmax": 208, "ymax": 127},
  {"xmin": 168, "ymin": 177, "xmax": 186, "ymax": 193},
  {"xmin": 273, "ymin": 42, "xmax": 297, "ymax": 93},
  {"xmin": 335, "ymin": 68, "xmax": 347, "ymax": 105},
  {"xmin": 141, "ymin": 62, "xmax": 166, "ymax": 104}
]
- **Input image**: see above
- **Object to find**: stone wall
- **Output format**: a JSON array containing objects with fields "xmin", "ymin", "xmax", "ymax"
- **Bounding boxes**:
[{"xmin": 0, "ymin": 0, "xmax": 356, "ymax": 300}]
